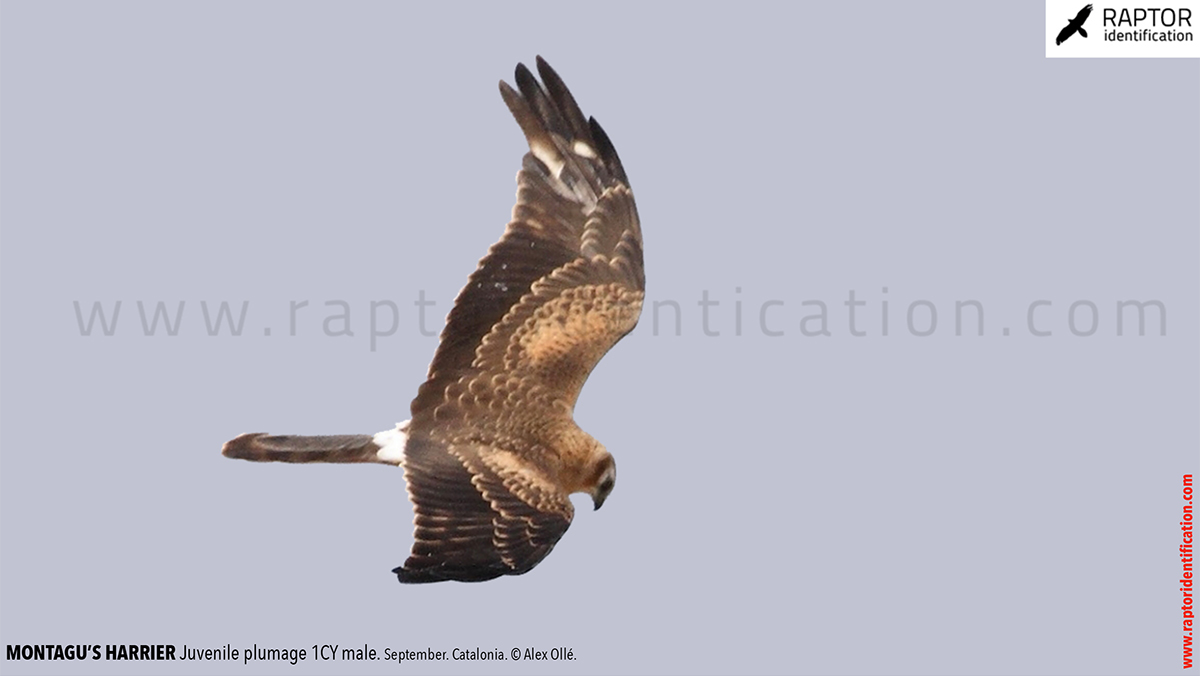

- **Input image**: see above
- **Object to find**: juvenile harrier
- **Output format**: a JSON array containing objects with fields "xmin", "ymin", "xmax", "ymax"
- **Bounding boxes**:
[{"xmin": 223, "ymin": 57, "xmax": 644, "ymax": 584}]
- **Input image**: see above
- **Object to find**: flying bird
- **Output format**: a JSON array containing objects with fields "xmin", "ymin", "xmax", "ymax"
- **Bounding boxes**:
[
  {"xmin": 1056, "ymin": 4, "xmax": 1093, "ymax": 45},
  {"xmin": 222, "ymin": 57, "xmax": 644, "ymax": 583}
]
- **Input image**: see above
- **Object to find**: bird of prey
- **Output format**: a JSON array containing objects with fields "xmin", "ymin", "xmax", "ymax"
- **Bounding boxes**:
[
  {"xmin": 1056, "ymin": 4, "xmax": 1093, "ymax": 45},
  {"xmin": 222, "ymin": 57, "xmax": 644, "ymax": 584}
]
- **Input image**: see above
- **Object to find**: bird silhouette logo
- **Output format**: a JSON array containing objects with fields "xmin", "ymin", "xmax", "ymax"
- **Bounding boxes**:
[{"xmin": 1056, "ymin": 4, "xmax": 1094, "ymax": 45}]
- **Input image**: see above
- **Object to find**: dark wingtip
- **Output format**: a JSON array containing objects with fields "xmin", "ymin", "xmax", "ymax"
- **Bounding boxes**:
[
  {"xmin": 514, "ymin": 61, "xmax": 538, "ymax": 95},
  {"xmin": 589, "ymin": 116, "xmax": 628, "ymax": 186},
  {"xmin": 393, "ymin": 563, "xmax": 507, "ymax": 584},
  {"xmin": 393, "ymin": 565, "xmax": 439, "ymax": 584},
  {"xmin": 534, "ymin": 55, "xmax": 555, "ymax": 83}
]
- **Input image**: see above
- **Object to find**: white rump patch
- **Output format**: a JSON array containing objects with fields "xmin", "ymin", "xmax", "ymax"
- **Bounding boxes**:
[
  {"xmin": 373, "ymin": 420, "xmax": 410, "ymax": 465},
  {"xmin": 572, "ymin": 140, "xmax": 598, "ymax": 159}
]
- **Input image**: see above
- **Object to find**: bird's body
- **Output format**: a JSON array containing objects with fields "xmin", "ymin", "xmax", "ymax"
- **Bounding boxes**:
[{"xmin": 223, "ymin": 58, "xmax": 643, "ymax": 584}]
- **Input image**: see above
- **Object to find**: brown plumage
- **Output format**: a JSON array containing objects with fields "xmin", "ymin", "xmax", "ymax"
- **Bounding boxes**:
[{"xmin": 222, "ymin": 57, "xmax": 643, "ymax": 583}]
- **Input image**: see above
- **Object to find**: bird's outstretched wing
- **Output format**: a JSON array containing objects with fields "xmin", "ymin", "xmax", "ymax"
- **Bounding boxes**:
[
  {"xmin": 409, "ymin": 56, "xmax": 644, "ymax": 428},
  {"xmin": 395, "ymin": 57, "xmax": 642, "ymax": 583},
  {"xmin": 396, "ymin": 436, "xmax": 574, "ymax": 583}
]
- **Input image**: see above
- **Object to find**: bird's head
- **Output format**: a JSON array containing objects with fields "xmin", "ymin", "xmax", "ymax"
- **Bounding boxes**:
[{"xmin": 586, "ymin": 450, "xmax": 617, "ymax": 511}]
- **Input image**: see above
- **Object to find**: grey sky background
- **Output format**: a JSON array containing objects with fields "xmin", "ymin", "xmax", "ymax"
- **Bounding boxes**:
[{"xmin": 2, "ymin": 2, "xmax": 1197, "ymax": 675}]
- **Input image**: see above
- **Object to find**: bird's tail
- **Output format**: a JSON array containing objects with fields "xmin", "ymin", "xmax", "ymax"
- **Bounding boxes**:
[
  {"xmin": 1079, "ymin": 27, "xmax": 1088, "ymax": 38},
  {"xmin": 223, "ymin": 428, "xmax": 404, "ymax": 466}
]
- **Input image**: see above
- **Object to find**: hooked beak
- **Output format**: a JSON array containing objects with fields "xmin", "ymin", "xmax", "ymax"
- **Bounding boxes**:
[{"xmin": 592, "ymin": 494, "xmax": 607, "ymax": 511}]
